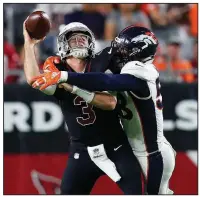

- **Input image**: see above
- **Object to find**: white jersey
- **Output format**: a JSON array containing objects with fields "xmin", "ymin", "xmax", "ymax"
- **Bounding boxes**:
[{"xmin": 119, "ymin": 61, "xmax": 165, "ymax": 156}]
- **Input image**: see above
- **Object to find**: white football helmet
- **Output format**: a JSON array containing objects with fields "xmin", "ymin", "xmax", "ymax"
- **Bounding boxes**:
[{"xmin": 57, "ymin": 22, "xmax": 95, "ymax": 59}]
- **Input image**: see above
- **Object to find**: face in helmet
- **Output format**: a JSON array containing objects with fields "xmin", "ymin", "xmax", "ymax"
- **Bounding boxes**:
[
  {"xmin": 68, "ymin": 33, "xmax": 89, "ymax": 48},
  {"xmin": 111, "ymin": 26, "xmax": 158, "ymax": 64},
  {"xmin": 57, "ymin": 22, "xmax": 95, "ymax": 60}
]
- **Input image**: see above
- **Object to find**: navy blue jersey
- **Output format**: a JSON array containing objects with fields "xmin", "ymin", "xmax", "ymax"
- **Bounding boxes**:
[{"xmin": 53, "ymin": 50, "xmax": 127, "ymax": 147}]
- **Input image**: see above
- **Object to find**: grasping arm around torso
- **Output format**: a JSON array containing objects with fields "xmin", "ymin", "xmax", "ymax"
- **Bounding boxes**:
[
  {"xmin": 60, "ymin": 83, "xmax": 117, "ymax": 110},
  {"xmin": 61, "ymin": 61, "xmax": 159, "ymax": 111}
]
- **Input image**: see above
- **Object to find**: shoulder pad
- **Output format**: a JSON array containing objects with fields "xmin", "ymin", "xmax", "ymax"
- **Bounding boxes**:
[{"xmin": 121, "ymin": 61, "xmax": 159, "ymax": 82}]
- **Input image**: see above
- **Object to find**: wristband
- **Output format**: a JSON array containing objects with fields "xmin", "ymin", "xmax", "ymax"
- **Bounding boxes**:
[
  {"xmin": 58, "ymin": 71, "xmax": 68, "ymax": 83},
  {"xmin": 72, "ymin": 86, "xmax": 95, "ymax": 103}
]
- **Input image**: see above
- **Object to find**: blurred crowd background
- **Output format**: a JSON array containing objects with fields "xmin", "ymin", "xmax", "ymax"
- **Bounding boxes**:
[{"xmin": 4, "ymin": 3, "xmax": 198, "ymax": 84}]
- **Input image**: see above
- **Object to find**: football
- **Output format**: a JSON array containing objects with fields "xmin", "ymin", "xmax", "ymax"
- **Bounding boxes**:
[{"xmin": 25, "ymin": 11, "xmax": 51, "ymax": 40}]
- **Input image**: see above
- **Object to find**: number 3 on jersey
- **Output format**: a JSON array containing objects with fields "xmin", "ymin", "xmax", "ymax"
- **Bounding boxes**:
[{"xmin": 74, "ymin": 96, "xmax": 96, "ymax": 126}]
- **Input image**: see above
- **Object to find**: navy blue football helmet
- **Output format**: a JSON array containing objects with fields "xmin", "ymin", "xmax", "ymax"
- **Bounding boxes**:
[{"xmin": 111, "ymin": 26, "xmax": 158, "ymax": 63}]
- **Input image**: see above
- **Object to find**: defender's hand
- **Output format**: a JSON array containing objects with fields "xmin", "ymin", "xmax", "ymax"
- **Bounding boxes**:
[
  {"xmin": 31, "ymin": 71, "xmax": 68, "ymax": 90},
  {"xmin": 59, "ymin": 83, "xmax": 73, "ymax": 92}
]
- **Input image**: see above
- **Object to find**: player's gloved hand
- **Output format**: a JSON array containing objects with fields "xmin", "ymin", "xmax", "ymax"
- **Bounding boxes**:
[
  {"xmin": 31, "ymin": 55, "xmax": 64, "ymax": 90},
  {"xmin": 43, "ymin": 56, "xmax": 61, "ymax": 72},
  {"xmin": 31, "ymin": 71, "xmax": 68, "ymax": 90}
]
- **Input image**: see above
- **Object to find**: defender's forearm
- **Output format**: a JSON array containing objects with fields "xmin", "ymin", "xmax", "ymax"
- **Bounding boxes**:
[
  {"xmin": 62, "ymin": 83, "xmax": 117, "ymax": 111},
  {"xmin": 91, "ymin": 92, "xmax": 117, "ymax": 110}
]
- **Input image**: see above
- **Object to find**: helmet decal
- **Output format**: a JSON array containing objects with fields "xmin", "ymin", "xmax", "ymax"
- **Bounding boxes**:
[{"xmin": 112, "ymin": 26, "xmax": 158, "ymax": 63}]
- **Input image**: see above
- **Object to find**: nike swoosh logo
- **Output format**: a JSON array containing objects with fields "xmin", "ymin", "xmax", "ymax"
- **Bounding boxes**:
[
  {"xmin": 108, "ymin": 48, "xmax": 112, "ymax": 54},
  {"xmin": 114, "ymin": 145, "xmax": 122, "ymax": 151}
]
